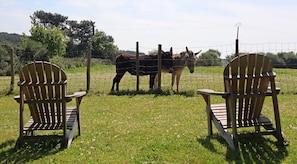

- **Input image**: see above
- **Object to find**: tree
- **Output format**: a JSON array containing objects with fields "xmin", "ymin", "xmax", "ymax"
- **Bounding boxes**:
[
  {"xmin": 20, "ymin": 25, "xmax": 67, "ymax": 61},
  {"xmin": 65, "ymin": 20, "xmax": 95, "ymax": 57},
  {"xmin": 30, "ymin": 10, "xmax": 68, "ymax": 30},
  {"xmin": 19, "ymin": 37, "xmax": 48, "ymax": 62},
  {"xmin": 277, "ymin": 51, "xmax": 297, "ymax": 68},
  {"xmin": 265, "ymin": 52, "xmax": 286, "ymax": 68},
  {"xmin": 0, "ymin": 45, "xmax": 10, "ymax": 75},
  {"xmin": 91, "ymin": 30, "xmax": 119, "ymax": 59},
  {"xmin": 196, "ymin": 49, "xmax": 222, "ymax": 66},
  {"xmin": 29, "ymin": 10, "xmax": 119, "ymax": 59}
]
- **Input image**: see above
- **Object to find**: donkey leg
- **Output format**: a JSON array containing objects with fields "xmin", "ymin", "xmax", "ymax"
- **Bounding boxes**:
[
  {"xmin": 111, "ymin": 76, "xmax": 117, "ymax": 91},
  {"xmin": 111, "ymin": 73, "xmax": 125, "ymax": 91},
  {"xmin": 111, "ymin": 81, "xmax": 115, "ymax": 91},
  {"xmin": 176, "ymin": 73, "xmax": 182, "ymax": 92},
  {"xmin": 154, "ymin": 74, "xmax": 159, "ymax": 89},
  {"xmin": 149, "ymin": 74, "xmax": 156, "ymax": 90},
  {"xmin": 171, "ymin": 72, "xmax": 176, "ymax": 90}
]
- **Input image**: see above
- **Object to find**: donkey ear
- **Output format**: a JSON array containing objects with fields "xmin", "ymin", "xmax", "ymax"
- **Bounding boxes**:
[
  {"xmin": 170, "ymin": 47, "xmax": 172, "ymax": 54},
  {"xmin": 195, "ymin": 50, "xmax": 202, "ymax": 56},
  {"xmin": 186, "ymin": 46, "xmax": 189, "ymax": 52}
]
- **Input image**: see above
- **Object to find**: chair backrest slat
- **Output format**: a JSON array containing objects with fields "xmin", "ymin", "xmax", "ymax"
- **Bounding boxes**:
[
  {"xmin": 43, "ymin": 63, "xmax": 56, "ymax": 123},
  {"xmin": 238, "ymin": 55, "xmax": 247, "ymax": 125},
  {"xmin": 224, "ymin": 54, "xmax": 274, "ymax": 127},
  {"xmin": 52, "ymin": 65, "xmax": 63, "ymax": 122}
]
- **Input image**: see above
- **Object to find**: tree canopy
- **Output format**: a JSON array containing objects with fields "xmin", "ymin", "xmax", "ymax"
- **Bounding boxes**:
[
  {"xmin": 30, "ymin": 25, "xmax": 67, "ymax": 58},
  {"xmin": 29, "ymin": 10, "xmax": 119, "ymax": 59},
  {"xmin": 20, "ymin": 25, "xmax": 67, "ymax": 61},
  {"xmin": 196, "ymin": 49, "xmax": 222, "ymax": 66},
  {"xmin": 91, "ymin": 30, "xmax": 119, "ymax": 60},
  {"xmin": 19, "ymin": 37, "xmax": 48, "ymax": 62},
  {"xmin": 0, "ymin": 45, "xmax": 10, "ymax": 75},
  {"xmin": 30, "ymin": 10, "xmax": 68, "ymax": 30}
]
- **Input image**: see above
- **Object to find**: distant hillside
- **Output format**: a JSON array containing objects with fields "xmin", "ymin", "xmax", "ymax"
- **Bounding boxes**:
[{"xmin": 0, "ymin": 32, "xmax": 22, "ymax": 44}]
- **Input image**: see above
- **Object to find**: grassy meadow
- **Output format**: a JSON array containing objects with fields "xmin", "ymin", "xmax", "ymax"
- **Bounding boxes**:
[{"xmin": 0, "ymin": 63, "xmax": 297, "ymax": 163}]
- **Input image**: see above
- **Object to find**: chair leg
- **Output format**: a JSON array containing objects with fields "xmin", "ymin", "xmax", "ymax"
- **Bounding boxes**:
[
  {"xmin": 275, "ymin": 131, "xmax": 288, "ymax": 146},
  {"xmin": 66, "ymin": 126, "xmax": 77, "ymax": 148},
  {"xmin": 263, "ymin": 124, "xmax": 288, "ymax": 146},
  {"xmin": 206, "ymin": 109, "xmax": 213, "ymax": 136},
  {"xmin": 64, "ymin": 116, "xmax": 78, "ymax": 148},
  {"xmin": 255, "ymin": 126, "xmax": 260, "ymax": 132},
  {"xmin": 76, "ymin": 96, "xmax": 83, "ymax": 136},
  {"xmin": 279, "ymin": 132, "xmax": 289, "ymax": 146},
  {"xmin": 77, "ymin": 113, "xmax": 81, "ymax": 136}
]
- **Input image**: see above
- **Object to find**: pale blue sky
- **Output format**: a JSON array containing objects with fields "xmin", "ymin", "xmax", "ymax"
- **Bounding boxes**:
[{"xmin": 1, "ymin": 0, "xmax": 296, "ymax": 55}]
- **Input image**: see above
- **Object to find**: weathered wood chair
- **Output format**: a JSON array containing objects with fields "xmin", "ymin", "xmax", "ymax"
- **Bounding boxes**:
[
  {"xmin": 14, "ymin": 61, "xmax": 86, "ymax": 148},
  {"xmin": 198, "ymin": 54, "xmax": 288, "ymax": 150}
]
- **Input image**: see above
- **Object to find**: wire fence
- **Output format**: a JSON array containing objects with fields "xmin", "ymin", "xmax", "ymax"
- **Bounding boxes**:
[
  {"xmin": 63, "ymin": 64, "xmax": 297, "ymax": 95},
  {"xmin": 1, "ymin": 42, "xmax": 297, "ymax": 95}
]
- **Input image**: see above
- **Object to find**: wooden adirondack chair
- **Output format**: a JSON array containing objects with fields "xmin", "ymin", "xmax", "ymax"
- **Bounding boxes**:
[
  {"xmin": 198, "ymin": 54, "xmax": 288, "ymax": 150},
  {"xmin": 14, "ymin": 61, "xmax": 86, "ymax": 149}
]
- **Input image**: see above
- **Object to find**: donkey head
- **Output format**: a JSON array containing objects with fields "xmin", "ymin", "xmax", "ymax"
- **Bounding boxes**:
[
  {"xmin": 161, "ymin": 47, "xmax": 174, "ymax": 73},
  {"xmin": 185, "ymin": 47, "xmax": 201, "ymax": 73}
]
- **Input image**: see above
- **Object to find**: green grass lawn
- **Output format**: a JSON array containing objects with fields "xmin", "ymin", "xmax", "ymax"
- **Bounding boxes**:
[{"xmin": 0, "ymin": 65, "xmax": 297, "ymax": 163}]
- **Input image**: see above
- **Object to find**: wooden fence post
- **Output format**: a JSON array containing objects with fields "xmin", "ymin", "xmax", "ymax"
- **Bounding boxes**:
[
  {"xmin": 136, "ymin": 42, "xmax": 140, "ymax": 91},
  {"xmin": 235, "ymin": 38, "xmax": 239, "ymax": 56},
  {"xmin": 157, "ymin": 44, "xmax": 162, "ymax": 90},
  {"xmin": 86, "ymin": 45, "xmax": 91, "ymax": 93},
  {"xmin": 235, "ymin": 24, "xmax": 240, "ymax": 56},
  {"xmin": 86, "ymin": 25, "xmax": 95, "ymax": 93}
]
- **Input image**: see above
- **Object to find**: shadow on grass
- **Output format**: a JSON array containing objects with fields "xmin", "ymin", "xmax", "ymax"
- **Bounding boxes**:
[
  {"xmin": 0, "ymin": 138, "xmax": 64, "ymax": 163},
  {"xmin": 108, "ymin": 89, "xmax": 196, "ymax": 97},
  {"xmin": 197, "ymin": 134, "xmax": 288, "ymax": 163}
]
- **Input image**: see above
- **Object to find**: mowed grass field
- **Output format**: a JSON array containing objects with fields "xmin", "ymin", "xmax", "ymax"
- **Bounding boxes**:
[{"xmin": 0, "ymin": 64, "xmax": 297, "ymax": 163}]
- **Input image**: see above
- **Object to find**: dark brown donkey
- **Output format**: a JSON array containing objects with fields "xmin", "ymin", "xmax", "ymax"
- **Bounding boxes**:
[{"xmin": 111, "ymin": 48, "xmax": 174, "ymax": 91}]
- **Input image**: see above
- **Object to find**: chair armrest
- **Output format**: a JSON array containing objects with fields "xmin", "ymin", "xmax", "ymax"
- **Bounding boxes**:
[
  {"xmin": 66, "ymin": 91, "xmax": 87, "ymax": 98},
  {"xmin": 66, "ymin": 91, "xmax": 86, "ymax": 102},
  {"xmin": 267, "ymin": 87, "xmax": 280, "ymax": 94},
  {"xmin": 197, "ymin": 89, "xmax": 228, "ymax": 96},
  {"xmin": 275, "ymin": 88, "xmax": 280, "ymax": 94},
  {"xmin": 14, "ymin": 95, "xmax": 29, "ymax": 103},
  {"xmin": 14, "ymin": 95, "xmax": 21, "ymax": 103},
  {"xmin": 197, "ymin": 89, "xmax": 229, "ymax": 105}
]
